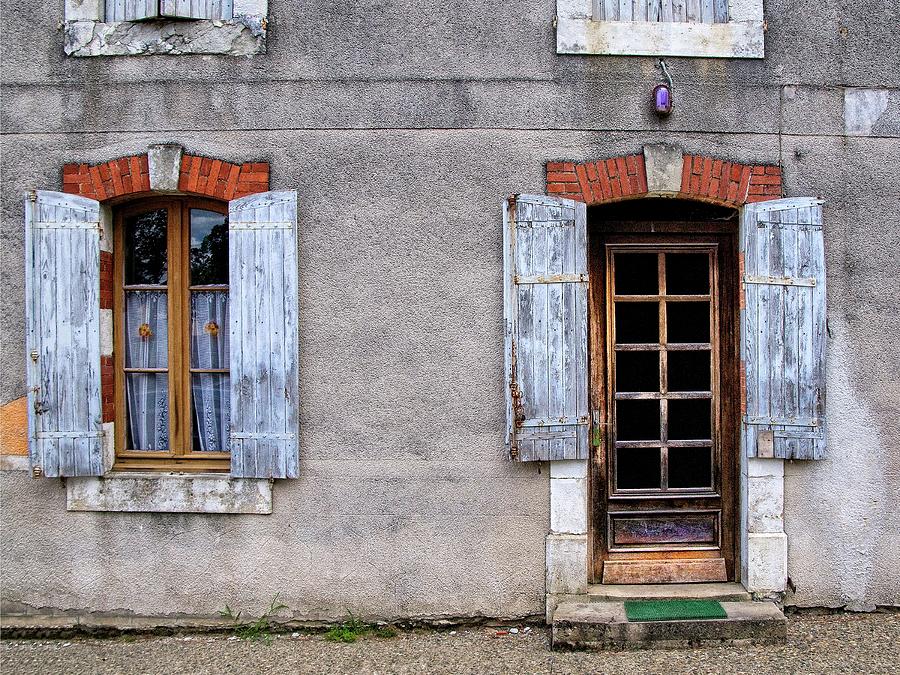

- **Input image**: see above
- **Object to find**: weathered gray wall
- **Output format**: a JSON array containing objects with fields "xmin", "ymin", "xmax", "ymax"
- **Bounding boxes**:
[{"xmin": 1, "ymin": 0, "xmax": 898, "ymax": 618}]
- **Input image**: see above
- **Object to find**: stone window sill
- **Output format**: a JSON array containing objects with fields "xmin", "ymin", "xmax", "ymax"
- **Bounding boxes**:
[
  {"xmin": 557, "ymin": 19, "xmax": 763, "ymax": 58},
  {"xmin": 65, "ymin": 472, "xmax": 273, "ymax": 514},
  {"xmin": 64, "ymin": 16, "xmax": 266, "ymax": 57}
]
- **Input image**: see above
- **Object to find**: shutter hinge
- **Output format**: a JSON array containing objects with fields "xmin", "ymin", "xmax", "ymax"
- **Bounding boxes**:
[
  {"xmin": 509, "ymin": 444, "xmax": 519, "ymax": 460},
  {"xmin": 27, "ymin": 190, "xmax": 37, "ymax": 202},
  {"xmin": 32, "ymin": 465, "xmax": 43, "ymax": 479},
  {"xmin": 30, "ymin": 350, "xmax": 39, "ymax": 362}
]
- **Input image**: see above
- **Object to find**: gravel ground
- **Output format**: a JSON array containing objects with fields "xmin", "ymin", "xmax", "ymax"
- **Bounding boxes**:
[{"xmin": 2, "ymin": 613, "xmax": 898, "ymax": 674}]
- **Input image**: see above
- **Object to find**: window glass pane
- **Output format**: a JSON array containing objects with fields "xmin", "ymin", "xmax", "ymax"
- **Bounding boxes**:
[
  {"xmin": 191, "ymin": 291, "xmax": 229, "ymax": 369},
  {"xmin": 124, "ymin": 291, "xmax": 168, "ymax": 368},
  {"xmin": 665, "ymin": 253, "xmax": 710, "ymax": 295},
  {"xmin": 668, "ymin": 447, "xmax": 713, "ymax": 489},
  {"xmin": 192, "ymin": 374, "xmax": 230, "ymax": 452},
  {"xmin": 668, "ymin": 350, "xmax": 711, "ymax": 392},
  {"xmin": 614, "ymin": 253, "xmax": 658, "ymax": 295},
  {"xmin": 616, "ymin": 399, "xmax": 660, "ymax": 441},
  {"xmin": 190, "ymin": 209, "xmax": 229, "ymax": 285},
  {"xmin": 615, "ymin": 302, "xmax": 659, "ymax": 343},
  {"xmin": 125, "ymin": 209, "xmax": 168, "ymax": 285},
  {"xmin": 666, "ymin": 302, "xmax": 710, "ymax": 343},
  {"xmin": 125, "ymin": 373, "xmax": 169, "ymax": 451},
  {"xmin": 615, "ymin": 351, "xmax": 659, "ymax": 392},
  {"xmin": 617, "ymin": 447, "xmax": 661, "ymax": 489},
  {"xmin": 668, "ymin": 399, "xmax": 711, "ymax": 440}
]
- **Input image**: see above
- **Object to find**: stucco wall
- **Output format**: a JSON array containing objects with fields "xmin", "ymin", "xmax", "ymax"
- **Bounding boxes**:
[{"xmin": 1, "ymin": 0, "xmax": 898, "ymax": 618}]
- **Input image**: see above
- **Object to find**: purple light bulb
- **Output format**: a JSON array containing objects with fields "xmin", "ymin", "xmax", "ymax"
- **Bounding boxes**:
[{"xmin": 654, "ymin": 84, "xmax": 672, "ymax": 115}]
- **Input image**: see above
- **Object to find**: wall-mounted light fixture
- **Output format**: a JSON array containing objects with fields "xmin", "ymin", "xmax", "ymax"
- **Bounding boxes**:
[{"xmin": 654, "ymin": 60, "xmax": 674, "ymax": 116}]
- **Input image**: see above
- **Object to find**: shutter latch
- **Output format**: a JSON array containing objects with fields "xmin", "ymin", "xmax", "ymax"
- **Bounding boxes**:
[{"xmin": 32, "ymin": 387, "xmax": 49, "ymax": 415}]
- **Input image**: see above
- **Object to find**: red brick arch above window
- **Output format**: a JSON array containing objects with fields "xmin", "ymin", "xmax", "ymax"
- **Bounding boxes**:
[
  {"xmin": 546, "ymin": 147, "xmax": 782, "ymax": 207},
  {"xmin": 62, "ymin": 151, "xmax": 270, "ymax": 202}
]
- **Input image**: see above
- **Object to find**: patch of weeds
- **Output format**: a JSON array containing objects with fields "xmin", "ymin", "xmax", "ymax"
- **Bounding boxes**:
[
  {"xmin": 324, "ymin": 611, "xmax": 397, "ymax": 643},
  {"xmin": 219, "ymin": 594, "xmax": 289, "ymax": 645}
]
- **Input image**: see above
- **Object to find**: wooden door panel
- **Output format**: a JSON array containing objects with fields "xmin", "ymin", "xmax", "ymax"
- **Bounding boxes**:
[{"xmin": 589, "ymin": 228, "xmax": 739, "ymax": 584}]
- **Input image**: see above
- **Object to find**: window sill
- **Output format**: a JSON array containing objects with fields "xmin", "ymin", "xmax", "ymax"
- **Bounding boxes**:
[
  {"xmin": 64, "ymin": 16, "xmax": 266, "ymax": 57},
  {"xmin": 65, "ymin": 472, "xmax": 273, "ymax": 514},
  {"xmin": 556, "ymin": 18, "xmax": 764, "ymax": 58}
]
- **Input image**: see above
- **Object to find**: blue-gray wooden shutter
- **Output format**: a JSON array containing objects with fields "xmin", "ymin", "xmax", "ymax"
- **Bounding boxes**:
[
  {"xmin": 504, "ymin": 194, "xmax": 589, "ymax": 462},
  {"xmin": 105, "ymin": 0, "xmax": 161, "ymax": 21},
  {"xmin": 228, "ymin": 190, "xmax": 299, "ymax": 478},
  {"xmin": 25, "ymin": 190, "xmax": 105, "ymax": 477},
  {"xmin": 160, "ymin": 0, "xmax": 232, "ymax": 19},
  {"xmin": 597, "ymin": 0, "xmax": 728, "ymax": 23},
  {"xmin": 741, "ymin": 198, "xmax": 826, "ymax": 460}
]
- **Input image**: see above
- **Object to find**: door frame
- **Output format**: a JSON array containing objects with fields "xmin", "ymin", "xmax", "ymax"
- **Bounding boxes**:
[{"xmin": 587, "ymin": 220, "xmax": 741, "ymax": 584}]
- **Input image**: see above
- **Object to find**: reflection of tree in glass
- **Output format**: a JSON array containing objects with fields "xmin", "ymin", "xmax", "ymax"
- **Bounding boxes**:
[
  {"xmin": 191, "ymin": 220, "xmax": 229, "ymax": 285},
  {"xmin": 126, "ymin": 209, "xmax": 168, "ymax": 285}
]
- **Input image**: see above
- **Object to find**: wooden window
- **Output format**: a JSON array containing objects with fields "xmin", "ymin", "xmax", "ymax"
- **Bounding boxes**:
[
  {"xmin": 113, "ymin": 197, "xmax": 231, "ymax": 472},
  {"xmin": 608, "ymin": 247, "xmax": 720, "ymax": 495}
]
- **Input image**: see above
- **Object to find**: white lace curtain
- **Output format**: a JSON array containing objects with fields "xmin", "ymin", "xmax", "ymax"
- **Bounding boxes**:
[
  {"xmin": 125, "ymin": 291, "xmax": 169, "ymax": 451},
  {"xmin": 191, "ymin": 291, "xmax": 230, "ymax": 452}
]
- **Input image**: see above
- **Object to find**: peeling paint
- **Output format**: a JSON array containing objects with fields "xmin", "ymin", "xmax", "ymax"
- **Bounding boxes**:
[{"xmin": 64, "ymin": 16, "xmax": 266, "ymax": 57}]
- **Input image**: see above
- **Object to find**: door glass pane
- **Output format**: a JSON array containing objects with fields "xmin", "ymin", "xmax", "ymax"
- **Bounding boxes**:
[
  {"xmin": 191, "ymin": 292, "xmax": 229, "ymax": 369},
  {"xmin": 192, "ymin": 374, "xmax": 230, "ymax": 452},
  {"xmin": 125, "ymin": 373, "xmax": 169, "ymax": 451},
  {"xmin": 615, "ymin": 351, "xmax": 659, "ymax": 392},
  {"xmin": 124, "ymin": 291, "xmax": 168, "ymax": 368},
  {"xmin": 617, "ymin": 447, "xmax": 661, "ymax": 489},
  {"xmin": 667, "ymin": 302, "xmax": 710, "ymax": 343},
  {"xmin": 668, "ymin": 350, "xmax": 711, "ymax": 392},
  {"xmin": 668, "ymin": 399, "xmax": 711, "ymax": 440},
  {"xmin": 669, "ymin": 447, "xmax": 713, "ymax": 488},
  {"xmin": 190, "ymin": 209, "xmax": 228, "ymax": 285},
  {"xmin": 614, "ymin": 253, "xmax": 658, "ymax": 295},
  {"xmin": 125, "ymin": 209, "xmax": 168, "ymax": 285},
  {"xmin": 616, "ymin": 399, "xmax": 660, "ymax": 441},
  {"xmin": 665, "ymin": 253, "xmax": 710, "ymax": 295},
  {"xmin": 615, "ymin": 302, "xmax": 659, "ymax": 343}
]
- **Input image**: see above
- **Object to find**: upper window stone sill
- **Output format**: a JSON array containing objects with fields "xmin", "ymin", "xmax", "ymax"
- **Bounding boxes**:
[
  {"xmin": 64, "ymin": 16, "xmax": 266, "ymax": 57},
  {"xmin": 556, "ymin": 18, "xmax": 764, "ymax": 58}
]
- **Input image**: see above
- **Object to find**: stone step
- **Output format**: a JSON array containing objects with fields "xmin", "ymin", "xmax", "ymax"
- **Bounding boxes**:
[
  {"xmin": 587, "ymin": 582, "xmax": 752, "ymax": 603},
  {"xmin": 551, "ymin": 600, "xmax": 786, "ymax": 651}
]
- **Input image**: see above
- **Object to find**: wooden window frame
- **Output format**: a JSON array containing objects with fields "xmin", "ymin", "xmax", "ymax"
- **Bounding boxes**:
[
  {"xmin": 113, "ymin": 196, "xmax": 230, "ymax": 472},
  {"xmin": 606, "ymin": 243, "xmax": 721, "ymax": 499}
]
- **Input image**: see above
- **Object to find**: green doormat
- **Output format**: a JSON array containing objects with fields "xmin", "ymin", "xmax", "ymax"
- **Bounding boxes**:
[{"xmin": 624, "ymin": 599, "xmax": 727, "ymax": 622}]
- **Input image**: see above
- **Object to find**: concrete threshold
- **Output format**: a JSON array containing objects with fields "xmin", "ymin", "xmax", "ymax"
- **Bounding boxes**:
[
  {"xmin": 551, "ymin": 600, "xmax": 787, "ymax": 651},
  {"xmin": 587, "ymin": 582, "xmax": 752, "ymax": 602}
]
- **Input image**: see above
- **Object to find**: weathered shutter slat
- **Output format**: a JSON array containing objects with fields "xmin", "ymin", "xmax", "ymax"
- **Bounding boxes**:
[
  {"xmin": 504, "ymin": 195, "xmax": 589, "ymax": 462},
  {"xmin": 228, "ymin": 190, "xmax": 299, "ymax": 479},
  {"xmin": 741, "ymin": 198, "xmax": 827, "ymax": 460},
  {"xmin": 25, "ymin": 191, "xmax": 104, "ymax": 478},
  {"xmin": 160, "ymin": 0, "xmax": 231, "ymax": 20},
  {"xmin": 105, "ymin": 0, "xmax": 160, "ymax": 21}
]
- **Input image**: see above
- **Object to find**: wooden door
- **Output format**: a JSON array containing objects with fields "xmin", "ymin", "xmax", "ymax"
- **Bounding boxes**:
[{"xmin": 589, "ymin": 229, "xmax": 739, "ymax": 584}]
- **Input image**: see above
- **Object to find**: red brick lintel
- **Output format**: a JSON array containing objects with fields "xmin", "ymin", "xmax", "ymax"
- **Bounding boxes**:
[
  {"xmin": 546, "ymin": 152, "xmax": 782, "ymax": 207},
  {"xmin": 62, "ymin": 153, "xmax": 270, "ymax": 203}
]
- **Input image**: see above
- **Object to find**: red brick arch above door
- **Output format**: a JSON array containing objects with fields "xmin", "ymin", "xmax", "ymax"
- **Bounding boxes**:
[
  {"xmin": 62, "ymin": 145, "xmax": 269, "ymax": 203},
  {"xmin": 546, "ymin": 145, "xmax": 783, "ymax": 207}
]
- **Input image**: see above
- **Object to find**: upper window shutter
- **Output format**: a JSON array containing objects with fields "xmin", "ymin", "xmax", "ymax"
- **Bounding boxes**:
[
  {"xmin": 740, "ymin": 197, "xmax": 827, "ymax": 460},
  {"xmin": 228, "ymin": 190, "xmax": 300, "ymax": 479},
  {"xmin": 504, "ymin": 194, "xmax": 589, "ymax": 462},
  {"xmin": 160, "ymin": 0, "xmax": 232, "ymax": 20},
  {"xmin": 105, "ymin": 1, "xmax": 162, "ymax": 21},
  {"xmin": 25, "ymin": 190, "xmax": 104, "ymax": 477}
]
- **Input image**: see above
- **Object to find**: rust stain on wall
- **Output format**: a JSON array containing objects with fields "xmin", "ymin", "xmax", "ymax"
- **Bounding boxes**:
[{"xmin": 0, "ymin": 397, "xmax": 28, "ymax": 456}]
